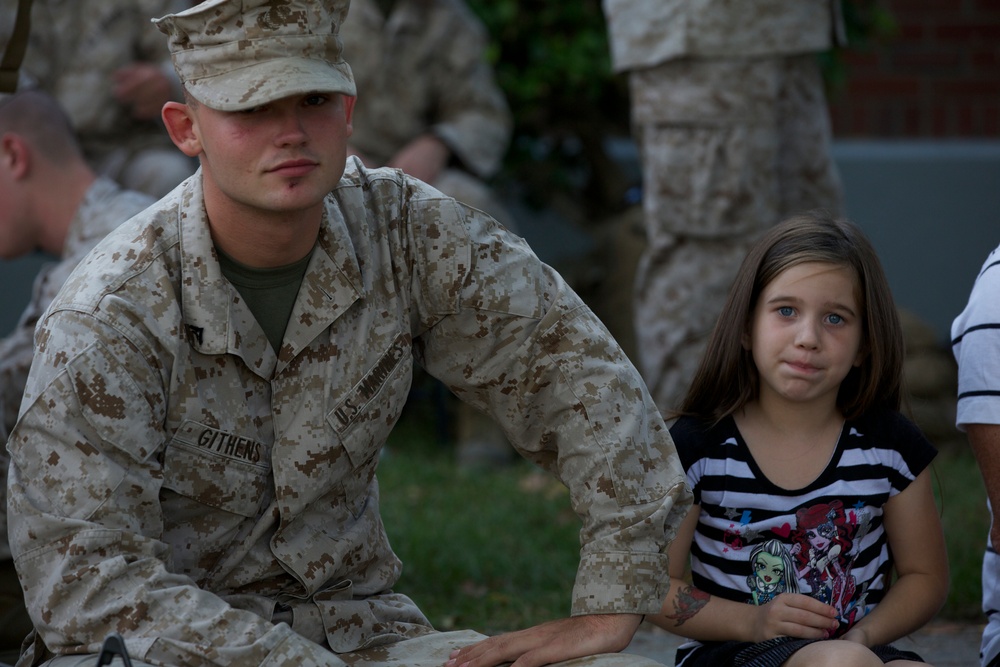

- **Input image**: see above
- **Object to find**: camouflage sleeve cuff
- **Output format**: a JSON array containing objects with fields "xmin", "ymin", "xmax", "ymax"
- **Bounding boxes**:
[{"xmin": 570, "ymin": 551, "xmax": 670, "ymax": 616}]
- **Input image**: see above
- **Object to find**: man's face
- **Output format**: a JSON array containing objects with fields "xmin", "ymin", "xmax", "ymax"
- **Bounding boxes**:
[{"xmin": 187, "ymin": 92, "xmax": 355, "ymax": 217}]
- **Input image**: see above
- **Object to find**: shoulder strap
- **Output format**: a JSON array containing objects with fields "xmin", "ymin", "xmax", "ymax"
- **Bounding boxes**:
[{"xmin": 0, "ymin": 0, "xmax": 33, "ymax": 93}]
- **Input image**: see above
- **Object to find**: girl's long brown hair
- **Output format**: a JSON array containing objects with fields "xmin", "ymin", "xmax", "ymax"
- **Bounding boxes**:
[{"xmin": 676, "ymin": 212, "xmax": 904, "ymax": 424}]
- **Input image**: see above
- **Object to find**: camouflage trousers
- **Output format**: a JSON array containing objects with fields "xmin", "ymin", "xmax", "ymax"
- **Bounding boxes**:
[
  {"xmin": 39, "ymin": 630, "xmax": 666, "ymax": 666},
  {"xmin": 628, "ymin": 54, "xmax": 843, "ymax": 413}
]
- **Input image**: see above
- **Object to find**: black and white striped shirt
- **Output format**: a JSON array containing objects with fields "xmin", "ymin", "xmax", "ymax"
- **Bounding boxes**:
[{"xmin": 670, "ymin": 411, "xmax": 936, "ymax": 644}]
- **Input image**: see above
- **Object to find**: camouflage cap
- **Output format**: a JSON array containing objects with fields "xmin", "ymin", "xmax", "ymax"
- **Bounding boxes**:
[{"xmin": 153, "ymin": 0, "xmax": 356, "ymax": 111}]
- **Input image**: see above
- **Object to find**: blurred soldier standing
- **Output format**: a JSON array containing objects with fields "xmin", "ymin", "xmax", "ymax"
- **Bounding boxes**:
[
  {"xmin": 602, "ymin": 0, "xmax": 846, "ymax": 414},
  {"xmin": 342, "ymin": 0, "xmax": 518, "ymax": 467},
  {"xmin": 0, "ymin": 0, "xmax": 196, "ymax": 198},
  {"xmin": 0, "ymin": 89, "xmax": 154, "ymax": 662}
]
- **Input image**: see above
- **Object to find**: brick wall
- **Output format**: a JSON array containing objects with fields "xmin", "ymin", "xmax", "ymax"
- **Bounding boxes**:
[{"xmin": 828, "ymin": 0, "xmax": 1000, "ymax": 137}]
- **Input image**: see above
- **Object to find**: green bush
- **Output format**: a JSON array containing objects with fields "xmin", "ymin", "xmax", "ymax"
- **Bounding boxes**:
[{"xmin": 466, "ymin": 0, "xmax": 632, "ymax": 216}]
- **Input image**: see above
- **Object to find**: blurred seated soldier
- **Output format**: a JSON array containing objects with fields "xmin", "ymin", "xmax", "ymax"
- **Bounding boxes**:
[
  {"xmin": 0, "ymin": 0, "xmax": 196, "ymax": 197},
  {"xmin": 0, "ymin": 89, "xmax": 154, "ymax": 659},
  {"xmin": 342, "ymin": 0, "xmax": 519, "ymax": 467}
]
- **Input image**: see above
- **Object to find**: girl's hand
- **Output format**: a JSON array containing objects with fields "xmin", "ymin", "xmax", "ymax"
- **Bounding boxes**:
[{"xmin": 749, "ymin": 593, "xmax": 839, "ymax": 642}]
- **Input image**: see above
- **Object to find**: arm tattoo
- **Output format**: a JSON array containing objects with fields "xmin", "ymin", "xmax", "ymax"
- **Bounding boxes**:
[{"xmin": 668, "ymin": 583, "xmax": 710, "ymax": 626}]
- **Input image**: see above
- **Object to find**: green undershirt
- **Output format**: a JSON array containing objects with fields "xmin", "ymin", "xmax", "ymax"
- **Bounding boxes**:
[{"xmin": 217, "ymin": 246, "xmax": 314, "ymax": 352}]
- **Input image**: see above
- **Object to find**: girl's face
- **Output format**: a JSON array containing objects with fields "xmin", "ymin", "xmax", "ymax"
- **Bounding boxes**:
[{"xmin": 746, "ymin": 261, "xmax": 864, "ymax": 413}]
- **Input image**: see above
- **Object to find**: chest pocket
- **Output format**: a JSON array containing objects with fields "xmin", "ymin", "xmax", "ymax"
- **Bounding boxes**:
[
  {"xmin": 162, "ymin": 420, "xmax": 271, "ymax": 518},
  {"xmin": 326, "ymin": 334, "xmax": 412, "ymax": 517}
]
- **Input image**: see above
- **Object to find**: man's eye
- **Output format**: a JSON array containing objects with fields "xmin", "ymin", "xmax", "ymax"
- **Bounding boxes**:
[{"xmin": 305, "ymin": 95, "xmax": 328, "ymax": 106}]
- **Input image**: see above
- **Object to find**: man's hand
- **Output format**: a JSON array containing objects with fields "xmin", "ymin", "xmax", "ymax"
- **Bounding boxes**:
[
  {"xmin": 113, "ymin": 63, "xmax": 174, "ymax": 120},
  {"xmin": 444, "ymin": 613, "xmax": 642, "ymax": 667}
]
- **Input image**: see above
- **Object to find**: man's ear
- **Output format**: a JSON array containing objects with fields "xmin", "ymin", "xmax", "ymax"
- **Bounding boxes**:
[
  {"xmin": 162, "ymin": 101, "xmax": 202, "ymax": 157},
  {"xmin": 0, "ymin": 132, "xmax": 31, "ymax": 180}
]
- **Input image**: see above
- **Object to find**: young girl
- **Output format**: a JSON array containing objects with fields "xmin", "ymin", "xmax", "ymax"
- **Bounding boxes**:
[{"xmin": 650, "ymin": 213, "xmax": 949, "ymax": 666}]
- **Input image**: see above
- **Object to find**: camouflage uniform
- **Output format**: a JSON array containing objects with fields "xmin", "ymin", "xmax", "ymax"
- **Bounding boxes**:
[
  {"xmin": 7, "ymin": 162, "xmax": 689, "ymax": 666},
  {"xmin": 1, "ymin": 0, "xmax": 195, "ymax": 197},
  {"xmin": 0, "ymin": 176, "xmax": 153, "ymax": 656},
  {"xmin": 340, "ymin": 0, "xmax": 512, "ymax": 225},
  {"xmin": 602, "ymin": 0, "xmax": 846, "ymax": 413}
]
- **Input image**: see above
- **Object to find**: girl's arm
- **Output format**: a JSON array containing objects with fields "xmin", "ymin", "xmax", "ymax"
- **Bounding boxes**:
[
  {"xmin": 841, "ymin": 467, "xmax": 949, "ymax": 647},
  {"xmin": 647, "ymin": 505, "xmax": 838, "ymax": 642}
]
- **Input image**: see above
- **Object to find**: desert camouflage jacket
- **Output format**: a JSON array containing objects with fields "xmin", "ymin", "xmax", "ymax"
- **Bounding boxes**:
[
  {"xmin": 8, "ymin": 161, "xmax": 689, "ymax": 666},
  {"xmin": 603, "ymin": 0, "xmax": 845, "ymax": 72}
]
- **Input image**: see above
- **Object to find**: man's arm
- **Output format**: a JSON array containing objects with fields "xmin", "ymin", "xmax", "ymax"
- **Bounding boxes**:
[{"xmin": 407, "ymin": 190, "xmax": 691, "ymax": 665}]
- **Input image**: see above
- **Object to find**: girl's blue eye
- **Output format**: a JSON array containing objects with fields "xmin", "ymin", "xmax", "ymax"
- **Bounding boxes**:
[
  {"xmin": 828, "ymin": 313, "xmax": 843, "ymax": 325},
  {"xmin": 778, "ymin": 306, "xmax": 794, "ymax": 317}
]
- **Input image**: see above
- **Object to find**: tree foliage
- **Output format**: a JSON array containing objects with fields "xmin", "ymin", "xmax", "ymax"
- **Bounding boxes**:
[{"xmin": 466, "ymin": 0, "xmax": 631, "ymax": 217}]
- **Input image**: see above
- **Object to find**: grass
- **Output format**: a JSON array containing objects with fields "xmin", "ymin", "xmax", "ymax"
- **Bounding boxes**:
[
  {"xmin": 379, "ymin": 405, "xmax": 579, "ymax": 635},
  {"xmin": 378, "ymin": 394, "xmax": 990, "ymax": 634}
]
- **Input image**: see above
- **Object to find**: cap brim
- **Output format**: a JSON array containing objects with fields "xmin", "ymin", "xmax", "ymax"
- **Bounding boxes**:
[{"xmin": 186, "ymin": 57, "xmax": 355, "ymax": 111}]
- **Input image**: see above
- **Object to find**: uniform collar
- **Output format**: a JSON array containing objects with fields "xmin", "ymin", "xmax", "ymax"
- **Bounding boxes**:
[{"xmin": 178, "ymin": 172, "xmax": 363, "ymax": 378}]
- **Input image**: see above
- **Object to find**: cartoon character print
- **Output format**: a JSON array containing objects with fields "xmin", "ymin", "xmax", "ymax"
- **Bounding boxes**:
[
  {"xmin": 789, "ymin": 500, "xmax": 861, "ymax": 627},
  {"xmin": 746, "ymin": 539, "xmax": 799, "ymax": 605}
]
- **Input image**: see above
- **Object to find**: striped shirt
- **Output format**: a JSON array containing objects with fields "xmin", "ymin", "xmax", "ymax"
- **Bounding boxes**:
[
  {"xmin": 951, "ymin": 242, "xmax": 1000, "ymax": 667},
  {"xmin": 953, "ymin": 244, "xmax": 1000, "ymax": 429},
  {"xmin": 670, "ymin": 411, "xmax": 936, "ymax": 662}
]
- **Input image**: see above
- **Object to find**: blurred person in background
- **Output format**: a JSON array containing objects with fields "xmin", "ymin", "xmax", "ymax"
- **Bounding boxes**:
[{"xmin": 0, "ymin": 0, "xmax": 197, "ymax": 197}]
